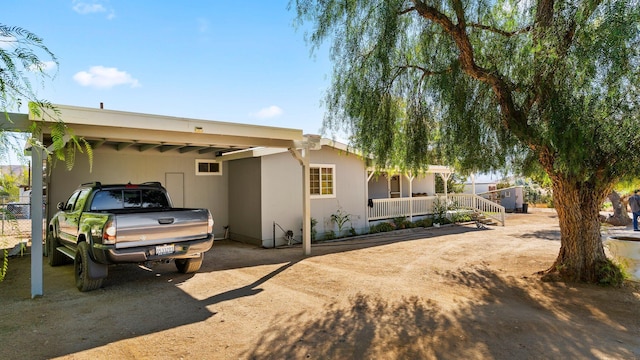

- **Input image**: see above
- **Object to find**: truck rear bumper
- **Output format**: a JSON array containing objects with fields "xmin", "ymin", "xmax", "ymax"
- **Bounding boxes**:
[{"xmin": 94, "ymin": 234, "xmax": 214, "ymax": 264}]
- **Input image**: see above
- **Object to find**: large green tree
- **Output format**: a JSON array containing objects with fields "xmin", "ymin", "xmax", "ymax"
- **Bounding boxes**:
[
  {"xmin": 1, "ymin": 24, "xmax": 90, "ymax": 282},
  {"xmin": 1, "ymin": 24, "xmax": 90, "ymax": 170},
  {"xmin": 293, "ymin": 0, "xmax": 640, "ymax": 283}
]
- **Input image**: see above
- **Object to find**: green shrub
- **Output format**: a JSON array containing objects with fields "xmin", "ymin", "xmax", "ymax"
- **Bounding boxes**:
[
  {"xmin": 369, "ymin": 222, "xmax": 395, "ymax": 234},
  {"xmin": 597, "ymin": 259, "xmax": 626, "ymax": 286},
  {"xmin": 451, "ymin": 212, "xmax": 472, "ymax": 223},
  {"xmin": 331, "ymin": 208, "xmax": 352, "ymax": 237},
  {"xmin": 392, "ymin": 216, "xmax": 413, "ymax": 229},
  {"xmin": 311, "ymin": 218, "xmax": 318, "ymax": 242},
  {"xmin": 414, "ymin": 218, "xmax": 433, "ymax": 227},
  {"xmin": 324, "ymin": 230, "xmax": 336, "ymax": 240}
]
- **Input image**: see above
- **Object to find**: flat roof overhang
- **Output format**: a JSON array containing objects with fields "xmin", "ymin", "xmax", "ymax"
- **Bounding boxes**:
[{"xmin": 29, "ymin": 104, "xmax": 303, "ymax": 155}]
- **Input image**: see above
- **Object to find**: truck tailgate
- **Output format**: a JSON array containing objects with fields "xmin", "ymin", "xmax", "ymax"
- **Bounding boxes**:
[{"xmin": 114, "ymin": 209, "xmax": 211, "ymax": 248}]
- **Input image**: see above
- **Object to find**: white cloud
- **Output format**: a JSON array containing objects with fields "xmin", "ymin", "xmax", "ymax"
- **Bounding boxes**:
[
  {"xmin": 72, "ymin": 1, "xmax": 115, "ymax": 19},
  {"xmin": 72, "ymin": 1, "xmax": 105, "ymax": 14},
  {"xmin": 28, "ymin": 61, "xmax": 57, "ymax": 72},
  {"xmin": 73, "ymin": 66, "xmax": 140, "ymax": 89},
  {"xmin": 0, "ymin": 36, "xmax": 17, "ymax": 49},
  {"xmin": 251, "ymin": 105, "xmax": 284, "ymax": 119}
]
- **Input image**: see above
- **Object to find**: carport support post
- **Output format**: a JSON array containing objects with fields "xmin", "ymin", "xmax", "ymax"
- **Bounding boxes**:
[
  {"xmin": 301, "ymin": 147, "xmax": 311, "ymax": 255},
  {"xmin": 288, "ymin": 145, "xmax": 311, "ymax": 256},
  {"xmin": 31, "ymin": 147, "xmax": 44, "ymax": 298}
]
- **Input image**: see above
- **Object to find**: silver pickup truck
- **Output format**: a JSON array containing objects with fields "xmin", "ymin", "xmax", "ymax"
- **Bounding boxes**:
[{"xmin": 47, "ymin": 181, "xmax": 214, "ymax": 291}]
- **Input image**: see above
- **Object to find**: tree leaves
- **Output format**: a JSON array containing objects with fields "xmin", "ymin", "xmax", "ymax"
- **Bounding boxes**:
[
  {"xmin": 294, "ymin": 0, "xmax": 640, "ymax": 183},
  {"xmin": 1, "ymin": 24, "xmax": 92, "ymax": 172}
]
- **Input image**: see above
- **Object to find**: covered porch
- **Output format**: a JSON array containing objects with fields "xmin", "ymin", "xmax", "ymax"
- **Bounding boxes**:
[{"xmin": 366, "ymin": 168, "xmax": 506, "ymax": 225}]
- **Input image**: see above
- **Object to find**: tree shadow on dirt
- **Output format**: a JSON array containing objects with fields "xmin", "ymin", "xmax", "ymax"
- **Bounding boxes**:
[
  {"xmin": 242, "ymin": 266, "xmax": 639, "ymax": 359},
  {"xmin": 518, "ymin": 229, "xmax": 561, "ymax": 241}
]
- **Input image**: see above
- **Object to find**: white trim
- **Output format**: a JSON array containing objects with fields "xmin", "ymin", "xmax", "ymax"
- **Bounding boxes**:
[
  {"xmin": 195, "ymin": 159, "xmax": 222, "ymax": 176},
  {"xmin": 310, "ymin": 163, "xmax": 336, "ymax": 199},
  {"xmin": 33, "ymin": 104, "xmax": 303, "ymax": 141}
]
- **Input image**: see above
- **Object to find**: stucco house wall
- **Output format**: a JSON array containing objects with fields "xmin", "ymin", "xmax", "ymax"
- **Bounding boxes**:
[
  {"xmin": 309, "ymin": 146, "xmax": 367, "ymax": 239},
  {"xmin": 227, "ymin": 157, "xmax": 262, "ymax": 244},
  {"xmin": 410, "ymin": 173, "xmax": 436, "ymax": 195},
  {"xmin": 367, "ymin": 175, "xmax": 389, "ymax": 199},
  {"xmin": 497, "ymin": 186, "xmax": 524, "ymax": 212},
  {"xmin": 260, "ymin": 152, "xmax": 303, "ymax": 245}
]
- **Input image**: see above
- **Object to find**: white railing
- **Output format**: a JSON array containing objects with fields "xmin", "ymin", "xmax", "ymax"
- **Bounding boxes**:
[
  {"xmin": 368, "ymin": 197, "xmax": 436, "ymax": 220},
  {"xmin": 368, "ymin": 194, "xmax": 505, "ymax": 225},
  {"xmin": 448, "ymin": 194, "xmax": 505, "ymax": 225}
]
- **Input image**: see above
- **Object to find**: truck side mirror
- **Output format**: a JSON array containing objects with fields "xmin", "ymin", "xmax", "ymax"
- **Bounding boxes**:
[{"xmin": 57, "ymin": 202, "xmax": 65, "ymax": 210}]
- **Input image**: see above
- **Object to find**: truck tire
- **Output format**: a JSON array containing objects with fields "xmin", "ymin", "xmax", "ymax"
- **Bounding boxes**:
[
  {"xmin": 75, "ymin": 242, "xmax": 103, "ymax": 292},
  {"xmin": 47, "ymin": 230, "xmax": 68, "ymax": 266},
  {"xmin": 175, "ymin": 253, "xmax": 204, "ymax": 274}
]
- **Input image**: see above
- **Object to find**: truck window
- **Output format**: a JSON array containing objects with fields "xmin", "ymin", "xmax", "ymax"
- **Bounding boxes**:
[
  {"xmin": 65, "ymin": 191, "xmax": 81, "ymax": 211},
  {"xmin": 142, "ymin": 189, "xmax": 169, "ymax": 208},
  {"xmin": 90, "ymin": 189, "xmax": 169, "ymax": 210},
  {"xmin": 73, "ymin": 189, "xmax": 91, "ymax": 212},
  {"xmin": 91, "ymin": 190, "xmax": 124, "ymax": 211},
  {"xmin": 123, "ymin": 190, "xmax": 141, "ymax": 208}
]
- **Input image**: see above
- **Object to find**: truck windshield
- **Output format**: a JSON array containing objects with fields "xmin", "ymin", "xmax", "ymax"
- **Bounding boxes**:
[{"xmin": 90, "ymin": 189, "xmax": 170, "ymax": 210}]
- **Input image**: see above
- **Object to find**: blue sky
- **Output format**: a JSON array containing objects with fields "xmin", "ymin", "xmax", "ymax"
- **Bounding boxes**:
[{"xmin": 5, "ymin": 0, "xmax": 331, "ymax": 135}]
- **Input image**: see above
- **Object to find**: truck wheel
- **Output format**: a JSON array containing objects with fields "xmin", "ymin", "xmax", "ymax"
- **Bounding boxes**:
[
  {"xmin": 175, "ymin": 253, "xmax": 204, "ymax": 274},
  {"xmin": 75, "ymin": 242, "xmax": 103, "ymax": 292},
  {"xmin": 47, "ymin": 230, "xmax": 68, "ymax": 266}
]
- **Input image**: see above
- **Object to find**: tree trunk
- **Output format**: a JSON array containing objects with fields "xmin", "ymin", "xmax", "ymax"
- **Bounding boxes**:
[
  {"xmin": 543, "ymin": 176, "xmax": 610, "ymax": 283},
  {"xmin": 604, "ymin": 191, "xmax": 631, "ymax": 226}
]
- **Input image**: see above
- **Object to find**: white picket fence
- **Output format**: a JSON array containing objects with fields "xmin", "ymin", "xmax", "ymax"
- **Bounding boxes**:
[{"xmin": 367, "ymin": 194, "xmax": 505, "ymax": 225}]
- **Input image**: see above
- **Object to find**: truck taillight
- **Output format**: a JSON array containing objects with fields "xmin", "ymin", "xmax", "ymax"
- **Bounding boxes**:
[
  {"xmin": 207, "ymin": 212, "xmax": 214, "ymax": 234},
  {"xmin": 103, "ymin": 218, "xmax": 116, "ymax": 244}
]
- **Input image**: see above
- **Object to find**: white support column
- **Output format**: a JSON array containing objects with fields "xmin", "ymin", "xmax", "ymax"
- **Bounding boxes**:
[
  {"xmin": 440, "ymin": 172, "xmax": 452, "ymax": 214},
  {"xmin": 367, "ymin": 169, "xmax": 375, "ymax": 182},
  {"xmin": 365, "ymin": 170, "xmax": 371, "ymax": 222},
  {"xmin": 289, "ymin": 146, "xmax": 311, "ymax": 256},
  {"xmin": 31, "ymin": 146, "xmax": 44, "ymax": 298},
  {"xmin": 406, "ymin": 174, "xmax": 414, "ymax": 221},
  {"xmin": 301, "ymin": 147, "xmax": 311, "ymax": 255}
]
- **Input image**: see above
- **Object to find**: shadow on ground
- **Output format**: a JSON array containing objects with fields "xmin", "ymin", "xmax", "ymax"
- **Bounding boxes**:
[
  {"xmin": 0, "ymin": 225, "xmax": 479, "ymax": 358},
  {"xmin": 242, "ymin": 266, "xmax": 640, "ymax": 359}
]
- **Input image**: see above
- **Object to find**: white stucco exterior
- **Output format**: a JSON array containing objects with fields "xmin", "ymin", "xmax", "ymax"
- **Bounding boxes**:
[{"xmin": 226, "ymin": 145, "xmax": 369, "ymax": 247}]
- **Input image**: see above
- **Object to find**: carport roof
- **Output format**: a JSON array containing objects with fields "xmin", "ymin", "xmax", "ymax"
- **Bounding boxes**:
[{"xmin": 27, "ymin": 104, "xmax": 303, "ymax": 156}]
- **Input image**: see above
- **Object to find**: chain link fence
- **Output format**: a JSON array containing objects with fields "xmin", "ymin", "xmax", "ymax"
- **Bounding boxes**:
[{"xmin": 1, "ymin": 196, "xmax": 40, "ymax": 250}]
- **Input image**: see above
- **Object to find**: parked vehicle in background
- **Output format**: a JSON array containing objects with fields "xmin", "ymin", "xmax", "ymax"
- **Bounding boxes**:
[{"xmin": 47, "ymin": 181, "xmax": 214, "ymax": 291}]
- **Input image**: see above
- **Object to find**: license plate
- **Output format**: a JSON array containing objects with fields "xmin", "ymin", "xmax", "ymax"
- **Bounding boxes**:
[{"xmin": 156, "ymin": 244, "xmax": 174, "ymax": 256}]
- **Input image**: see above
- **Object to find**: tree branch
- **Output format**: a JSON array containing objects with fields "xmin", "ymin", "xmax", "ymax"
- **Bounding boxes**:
[
  {"xmin": 468, "ymin": 23, "xmax": 532, "ymax": 37},
  {"xmin": 396, "ymin": 64, "xmax": 452, "ymax": 80},
  {"xmin": 411, "ymin": 0, "xmax": 532, "ymax": 143}
]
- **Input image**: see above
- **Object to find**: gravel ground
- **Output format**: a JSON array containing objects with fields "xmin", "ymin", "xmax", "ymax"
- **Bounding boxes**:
[{"xmin": 1, "ymin": 208, "xmax": 639, "ymax": 359}]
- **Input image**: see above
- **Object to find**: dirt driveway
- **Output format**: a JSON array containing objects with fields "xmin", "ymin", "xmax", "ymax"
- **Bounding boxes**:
[{"xmin": 1, "ymin": 208, "xmax": 639, "ymax": 359}]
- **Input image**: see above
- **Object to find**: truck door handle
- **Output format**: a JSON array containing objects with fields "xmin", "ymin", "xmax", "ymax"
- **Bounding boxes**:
[{"xmin": 158, "ymin": 218, "xmax": 175, "ymax": 224}]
